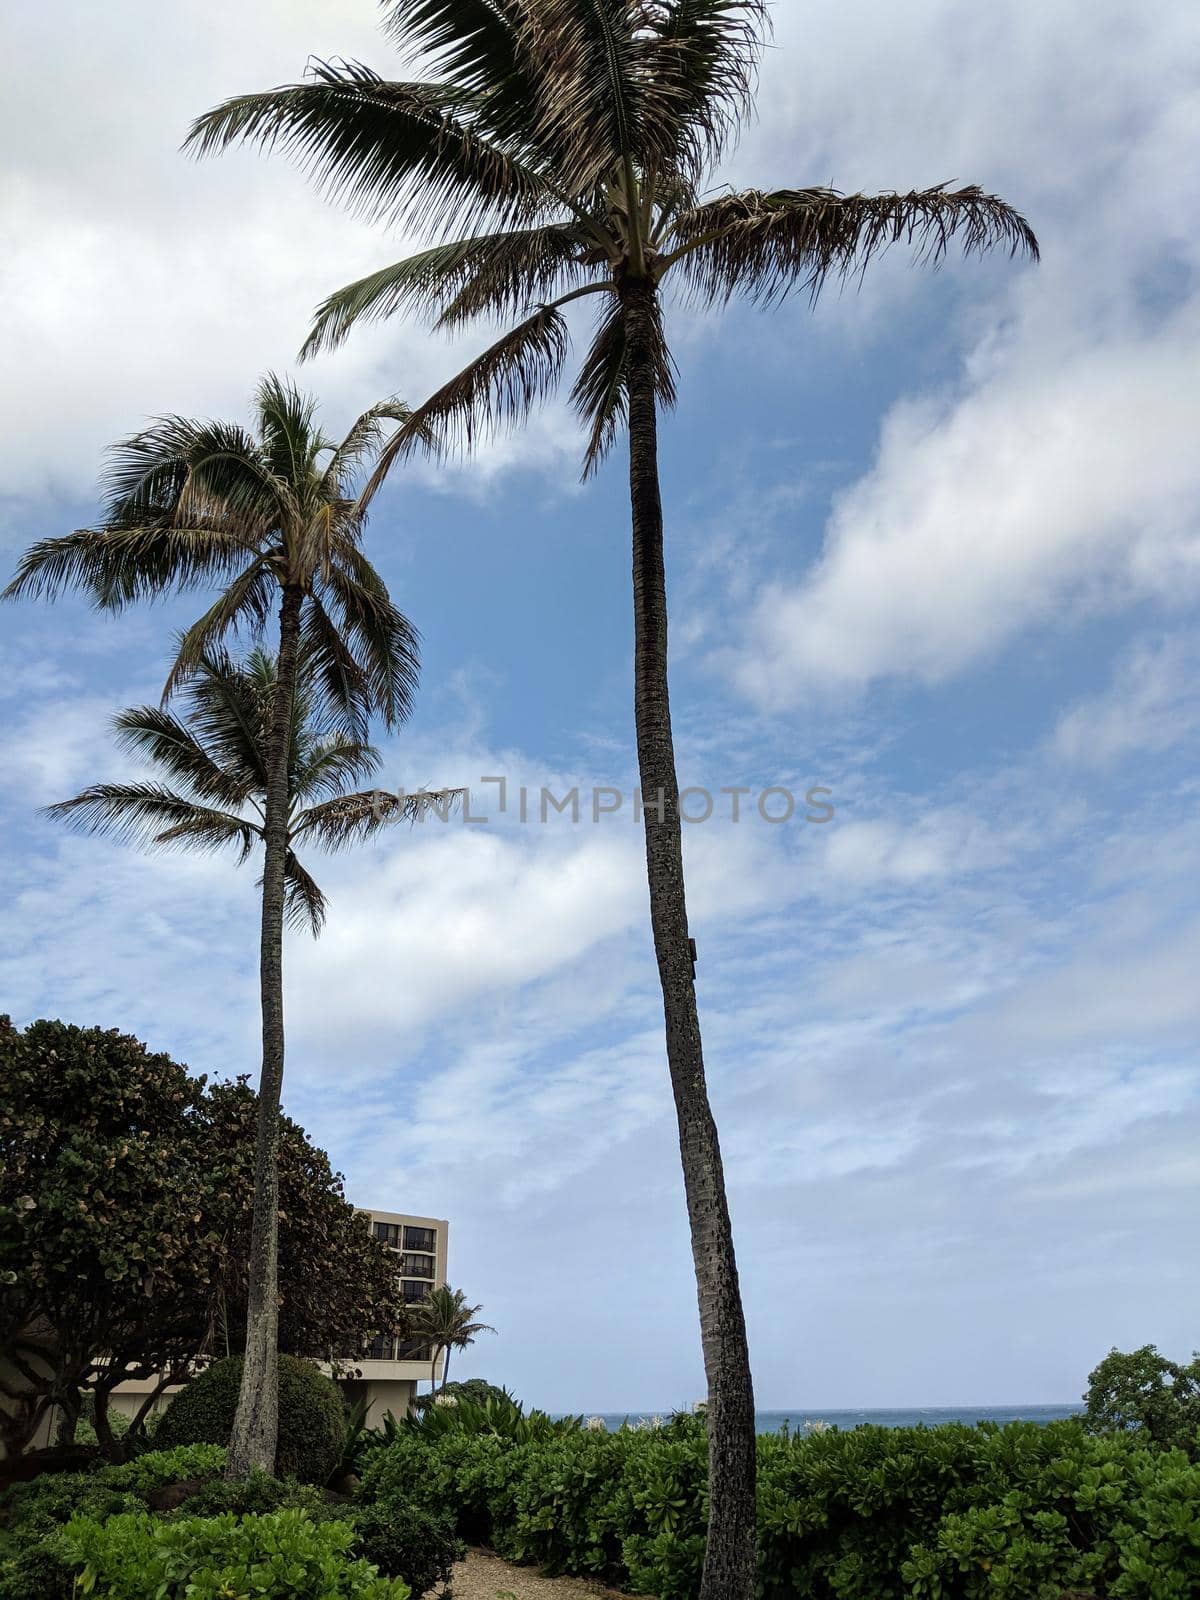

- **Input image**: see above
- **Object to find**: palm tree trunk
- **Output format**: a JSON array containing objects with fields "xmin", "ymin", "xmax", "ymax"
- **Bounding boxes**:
[
  {"xmin": 620, "ymin": 277, "xmax": 757, "ymax": 1600},
  {"xmin": 440, "ymin": 1346, "xmax": 450, "ymax": 1391},
  {"xmin": 227, "ymin": 580, "xmax": 303, "ymax": 1480}
]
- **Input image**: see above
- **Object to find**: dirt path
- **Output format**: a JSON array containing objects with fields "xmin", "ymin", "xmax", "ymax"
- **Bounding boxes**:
[{"xmin": 449, "ymin": 1546, "xmax": 640, "ymax": 1600}]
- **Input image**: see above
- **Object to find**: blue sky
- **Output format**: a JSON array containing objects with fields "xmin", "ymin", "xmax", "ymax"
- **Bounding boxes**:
[{"xmin": 2, "ymin": 0, "xmax": 1198, "ymax": 1411}]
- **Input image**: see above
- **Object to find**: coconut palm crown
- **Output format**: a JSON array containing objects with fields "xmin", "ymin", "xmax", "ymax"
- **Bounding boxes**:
[
  {"xmin": 185, "ymin": 2, "xmax": 1038, "ymax": 483},
  {"xmin": 409, "ymin": 1286, "xmax": 496, "ymax": 1393},
  {"xmin": 46, "ymin": 647, "xmax": 443, "ymax": 934}
]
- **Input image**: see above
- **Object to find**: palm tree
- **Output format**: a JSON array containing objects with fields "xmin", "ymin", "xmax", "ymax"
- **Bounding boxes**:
[
  {"xmin": 409, "ymin": 1287, "xmax": 495, "ymax": 1394},
  {"xmin": 46, "ymin": 646, "xmax": 448, "ymax": 935},
  {"xmin": 186, "ymin": 7, "xmax": 1038, "ymax": 1582},
  {"xmin": 4, "ymin": 375, "xmax": 421, "ymax": 1479}
]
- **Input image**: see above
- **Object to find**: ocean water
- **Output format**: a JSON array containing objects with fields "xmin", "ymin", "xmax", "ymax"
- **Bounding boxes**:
[{"xmin": 585, "ymin": 1405, "xmax": 1083, "ymax": 1433}]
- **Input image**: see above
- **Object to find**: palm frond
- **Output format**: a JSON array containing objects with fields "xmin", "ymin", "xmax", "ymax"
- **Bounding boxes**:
[
  {"xmin": 516, "ymin": 0, "xmax": 643, "ymax": 198},
  {"xmin": 666, "ymin": 184, "xmax": 1040, "ymax": 306},
  {"xmin": 179, "ymin": 648, "xmax": 274, "ymax": 794},
  {"xmin": 321, "ymin": 400, "xmax": 417, "ymax": 488},
  {"xmin": 302, "ymin": 224, "xmax": 589, "ymax": 358},
  {"xmin": 292, "ymin": 737, "xmax": 383, "ymax": 804},
  {"xmin": 378, "ymin": 0, "xmax": 541, "ymax": 158},
  {"xmin": 570, "ymin": 289, "xmax": 675, "ymax": 476},
  {"xmin": 359, "ymin": 299, "xmax": 578, "ymax": 504},
  {"xmin": 111, "ymin": 705, "xmax": 253, "ymax": 808},
  {"xmin": 294, "ymin": 785, "xmax": 464, "ymax": 849},
  {"xmin": 254, "ymin": 373, "xmax": 327, "ymax": 494},
  {"xmin": 100, "ymin": 417, "xmax": 295, "ymax": 552},
  {"xmin": 299, "ymin": 589, "xmax": 373, "ymax": 742},
  {"xmin": 643, "ymin": 0, "xmax": 767, "ymax": 176},
  {"xmin": 162, "ymin": 558, "xmax": 275, "ymax": 702},
  {"xmin": 2, "ymin": 524, "xmax": 253, "ymax": 609},
  {"xmin": 185, "ymin": 61, "xmax": 555, "ymax": 240},
  {"xmin": 317, "ymin": 553, "xmax": 421, "ymax": 730},
  {"xmin": 282, "ymin": 849, "xmax": 329, "ymax": 934},
  {"xmin": 44, "ymin": 784, "xmax": 260, "ymax": 860}
]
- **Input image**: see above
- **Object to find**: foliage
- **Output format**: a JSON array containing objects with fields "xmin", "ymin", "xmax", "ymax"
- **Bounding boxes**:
[
  {"xmin": 359, "ymin": 1413, "xmax": 1200, "ymax": 1599},
  {"xmin": 412, "ymin": 1377, "xmax": 512, "ymax": 1413},
  {"xmin": 350, "ymin": 1502, "xmax": 463, "ymax": 1599},
  {"xmin": 0, "ymin": 1015, "xmax": 211, "ymax": 1461},
  {"xmin": 403, "ymin": 1387, "xmax": 575, "ymax": 1444},
  {"xmin": 1083, "ymin": 1344, "xmax": 1200, "ymax": 1452},
  {"xmin": 0, "ymin": 1014, "xmax": 404, "ymax": 1460},
  {"xmin": 155, "ymin": 1356, "xmax": 345, "ymax": 1484},
  {"xmin": 406, "ymin": 1285, "xmax": 495, "ymax": 1391},
  {"xmin": 47, "ymin": 647, "xmax": 420, "ymax": 937},
  {"xmin": 0, "ymin": 1445, "xmax": 228, "ymax": 1598},
  {"xmin": 186, "ymin": 0, "xmax": 1038, "ymax": 485},
  {"xmin": 58, "ymin": 1508, "xmax": 411, "ymax": 1599}
]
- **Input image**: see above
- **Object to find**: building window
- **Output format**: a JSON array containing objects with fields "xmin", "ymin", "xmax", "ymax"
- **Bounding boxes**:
[
  {"xmin": 401, "ymin": 1278, "xmax": 430, "ymax": 1303},
  {"xmin": 399, "ymin": 1252, "xmax": 434, "ymax": 1278},
  {"xmin": 404, "ymin": 1225, "xmax": 436, "ymax": 1253},
  {"xmin": 368, "ymin": 1333, "xmax": 393, "ymax": 1360},
  {"xmin": 372, "ymin": 1221, "xmax": 404, "ymax": 1249},
  {"xmin": 395, "ymin": 1339, "xmax": 432, "ymax": 1361}
]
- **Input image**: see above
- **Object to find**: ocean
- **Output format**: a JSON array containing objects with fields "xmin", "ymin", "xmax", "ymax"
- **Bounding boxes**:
[{"xmin": 584, "ymin": 1405, "xmax": 1084, "ymax": 1433}]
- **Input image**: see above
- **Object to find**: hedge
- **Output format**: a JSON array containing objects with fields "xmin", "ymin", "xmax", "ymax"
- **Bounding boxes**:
[{"xmin": 359, "ymin": 1415, "xmax": 1200, "ymax": 1599}]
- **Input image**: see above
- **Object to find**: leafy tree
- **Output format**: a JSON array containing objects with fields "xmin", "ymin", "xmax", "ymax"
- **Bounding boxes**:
[
  {"xmin": 187, "ymin": 8, "xmax": 1038, "ymax": 1590},
  {"xmin": 407, "ymin": 1287, "xmax": 494, "ymax": 1392},
  {"xmin": 0, "ymin": 1016, "xmax": 405, "ymax": 1462},
  {"xmin": 5, "ymin": 376, "xmax": 421, "ymax": 1478},
  {"xmin": 1083, "ymin": 1344, "xmax": 1200, "ymax": 1451}
]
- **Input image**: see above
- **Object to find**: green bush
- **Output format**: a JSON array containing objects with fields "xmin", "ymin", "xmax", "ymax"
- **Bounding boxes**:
[
  {"xmin": 171, "ymin": 1466, "xmax": 333, "ymax": 1521},
  {"xmin": 100, "ymin": 1442, "xmax": 229, "ymax": 1492},
  {"xmin": 352, "ymin": 1502, "xmax": 464, "ymax": 1598},
  {"xmin": 412, "ymin": 1378, "xmax": 515, "ymax": 1413},
  {"xmin": 404, "ymin": 1387, "xmax": 576, "ymax": 1444},
  {"xmin": 0, "ymin": 1442, "xmax": 230, "ymax": 1594},
  {"xmin": 0, "ymin": 1529, "xmax": 80, "ymax": 1600},
  {"xmin": 154, "ymin": 1355, "xmax": 345, "ymax": 1483},
  {"xmin": 361, "ymin": 1413, "xmax": 1199, "ymax": 1599},
  {"xmin": 58, "ymin": 1508, "xmax": 411, "ymax": 1599}
]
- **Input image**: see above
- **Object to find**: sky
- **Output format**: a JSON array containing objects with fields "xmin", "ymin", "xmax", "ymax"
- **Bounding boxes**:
[{"xmin": 2, "ymin": 0, "xmax": 1198, "ymax": 1412}]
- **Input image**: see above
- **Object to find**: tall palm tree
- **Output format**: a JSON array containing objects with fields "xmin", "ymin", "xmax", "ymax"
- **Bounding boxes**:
[
  {"xmin": 409, "ymin": 1286, "xmax": 495, "ymax": 1394},
  {"xmin": 187, "ymin": 6, "xmax": 1038, "ymax": 1583},
  {"xmin": 4, "ymin": 375, "xmax": 421, "ymax": 1479},
  {"xmin": 46, "ymin": 646, "xmax": 445, "ymax": 936}
]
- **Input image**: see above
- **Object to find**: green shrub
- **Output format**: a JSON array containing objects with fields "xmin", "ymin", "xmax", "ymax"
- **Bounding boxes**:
[
  {"xmin": 0, "ymin": 1528, "xmax": 79, "ymax": 1600},
  {"xmin": 58, "ymin": 1507, "xmax": 411, "ymax": 1599},
  {"xmin": 100, "ymin": 1442, "xmax": 229, "ymax": 1493},
  {"xmin": 171, "ymin": 1466, "xmax": 332, "ymax": 1521},
  {"xmin": 361, "ymin": 1413, "xmax": 1197, "ymax": 1599},
  {"xmin": 412, "ymin": 1378, "xmax": 515, "ymax": 1413},
  {"xmin": 154, "ymin": 1356, "xmax": 345, "ymax": 1483},
  {"xmin": 0, "ymin": 1470, "xmax": 142, "ymax": 1544},
  {"xmin": 0, "ymin": 1442, "xmax": 230, "ymax": 1591},
  {"xmin": 352, "ymin": 1502, "xmax": 464, "ymax": 1599},
  {"xmin": 405, "ymin": 1387, "xmax": 575, "ymax": 1444}
]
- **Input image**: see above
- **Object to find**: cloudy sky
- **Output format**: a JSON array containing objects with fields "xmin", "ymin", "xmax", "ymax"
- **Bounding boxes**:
[{"xmin": 3, "ymin": 0, "xmax": 1197, "ymax": 1411}]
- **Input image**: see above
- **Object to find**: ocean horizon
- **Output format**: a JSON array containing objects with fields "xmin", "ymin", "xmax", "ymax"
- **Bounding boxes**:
[{"xmin": 578, "ymin": 1404, "xmax": 1084, "ymax": 1433}]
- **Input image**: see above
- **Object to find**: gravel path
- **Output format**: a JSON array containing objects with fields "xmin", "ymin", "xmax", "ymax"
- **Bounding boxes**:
[{"xmin": 448, "ymin": 1547, "xmax": 641, "ymax": 1600}]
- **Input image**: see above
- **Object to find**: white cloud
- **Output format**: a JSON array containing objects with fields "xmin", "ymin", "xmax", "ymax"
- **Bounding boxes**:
[
  {"xmin": 729, "ymin": 306, "xmax": 1200, "ymax": 702},
  {"xmin": 1052, "ymin": 634, "xmax": 1200, "ymax": 768},
  {"xmin": 721, "ymin": 0, "xmax": 1200, "ymax": 704}
]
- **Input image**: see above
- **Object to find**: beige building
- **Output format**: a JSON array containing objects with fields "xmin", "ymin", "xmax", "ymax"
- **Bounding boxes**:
[
  {"xmin": 105, "ymin": 1206, "xmax": 449, "ymax": 1432},
  {"xmin": 336, "ymin": 1208, "xmax": 450, "ymax": 1424}
]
